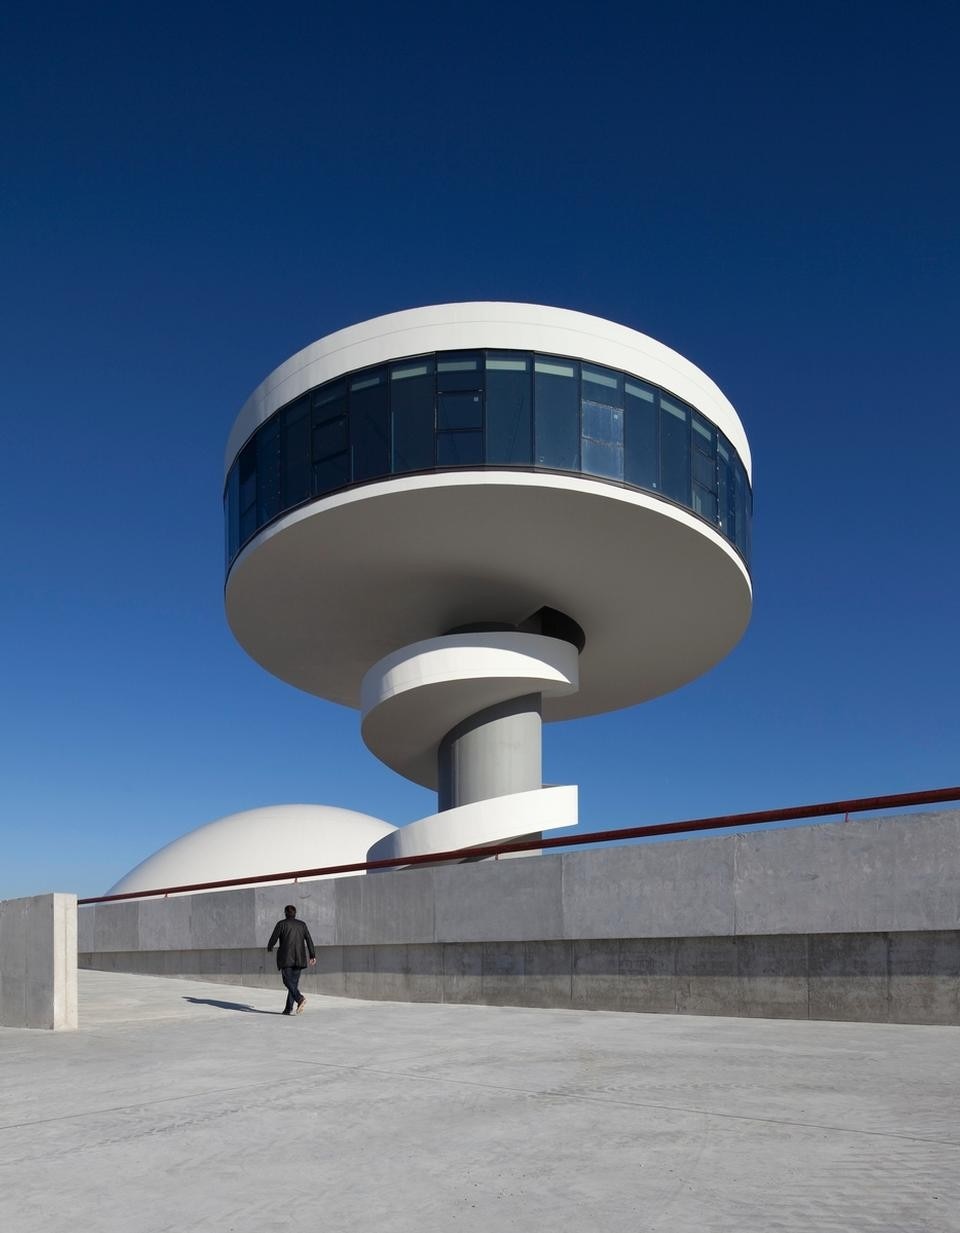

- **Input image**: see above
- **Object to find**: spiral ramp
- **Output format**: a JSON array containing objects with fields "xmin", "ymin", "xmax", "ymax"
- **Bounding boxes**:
[{"xmin": 362, "ymin": 632, "xmax": 580, "ymax": 863}]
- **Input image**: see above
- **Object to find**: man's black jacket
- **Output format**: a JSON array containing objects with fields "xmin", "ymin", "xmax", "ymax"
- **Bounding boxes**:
[{"xmin": 266, "ymin": 918, "xmax": 316, "ymax": 970}]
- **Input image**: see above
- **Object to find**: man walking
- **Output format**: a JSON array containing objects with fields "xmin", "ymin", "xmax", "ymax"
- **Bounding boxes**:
[{"xmin": 266, "ymin": 904, "xmax": 316, "ymax": 1015}]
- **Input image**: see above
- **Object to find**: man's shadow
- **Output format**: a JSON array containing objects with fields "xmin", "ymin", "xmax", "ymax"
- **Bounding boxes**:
[{"xmin": 183, "ymin": 996, "xmax": 281, "ymax": 1015}]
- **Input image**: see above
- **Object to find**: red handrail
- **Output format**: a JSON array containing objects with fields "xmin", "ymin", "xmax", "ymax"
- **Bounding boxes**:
[{"xmin": 78, "ymin": 785, "xmax": 960, "ymax": 905}]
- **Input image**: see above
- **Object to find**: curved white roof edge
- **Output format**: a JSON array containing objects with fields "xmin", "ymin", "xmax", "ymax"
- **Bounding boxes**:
[{"xmin": 225, "ymin": 302, "xmax": 751, "ymax": 479}]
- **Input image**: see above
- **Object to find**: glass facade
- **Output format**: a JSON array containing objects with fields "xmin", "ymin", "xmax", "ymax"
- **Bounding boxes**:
[{"xmin": 225, "ymin": 349, "xmax": 752, "ymax": 571}]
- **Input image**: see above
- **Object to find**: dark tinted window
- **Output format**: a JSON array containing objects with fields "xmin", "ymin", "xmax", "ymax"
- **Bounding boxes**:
[
  {"xmin": 733, "ymin": 457, "xmax": 750, "ymax": 557},
  {"xmin": 660, "ymin": 395, "xmax": 691, "ymax": 505},
  {"xmin": 313, "ymin": 453, "xmax": 350, "ymax": 495},
  {"xmin": 310, "ymin": 378, "xmax": 349, "ymax": 498},
  {"xmin": 281, "ymin": 396, "xmax": 311, "ymax": 507},
  {"xmin": 581, "ymin": 401, "xmax": 624, "ymax": 480},
  {"xmin": 717, "ymin": 434, "xmax": 735, "ymax": 538},
  {"xmin": 437, "ymin": 353, "xmax": 483, "ymax": 391},
  {"xmin": 256, "ymin": 419, "xmax": 282, "ymax": 525},
  {"xmin": 238, "ymin": 438, "xmax": 257, "ymax": 544},
  {"xmin": 691, "ymin": 413, "xmax": 717, "ymax": 523},
  {"xmin": 624, "ymin": 379, "xmax": 658, "ymax": 491},
  {"xmin": 437, "ymin": 431, "xmax": 483, "ymax": 466},
  {"xmin": 391, "ymin": 359, "xmax": 435, "ymax": 473},
  {"xmin": 534, "ymin": 357, "xmax": 579, "ymax": 470},
  {"xmin": 485, "ymin": 354, "xmax": 532, "ymax": 464},
  {"xmin": 350, "ymin": 369, "xmax": 389, "ymax": 482},
  {"xmin": 225, "ymin": 463, "xmax": 239, "ymax": 564},
  {"xmin": 225, "ymin": 349, "xmax": 751, "ymax": 571},
  {"xmin": 438, "ymin": 390, "xmax": 482, "ymax": 430},
  {"xmin": 313, "ymin": 416, "xmax": 348, "ymax": 459},
  {"xmin": 581, "ymin": 365, "xmax": 623, "ymax": 408},
  {"xmin": 313, "ymin": 378, "xmax": 347, "ymax": 417}
]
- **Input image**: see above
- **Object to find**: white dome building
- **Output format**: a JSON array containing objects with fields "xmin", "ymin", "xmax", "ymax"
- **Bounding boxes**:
[{"xmin": 107, "ymin": 805, "xmax": 396, "ymax": 896}]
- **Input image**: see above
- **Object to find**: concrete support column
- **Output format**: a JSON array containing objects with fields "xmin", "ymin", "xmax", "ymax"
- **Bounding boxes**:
[
  {"xmin": 437, "ymin": 693, "xmax": 542, "ymax": 811},
  {"xmin": 0, "ymin": 893, "xmax": 78, "ymax": 1030}
]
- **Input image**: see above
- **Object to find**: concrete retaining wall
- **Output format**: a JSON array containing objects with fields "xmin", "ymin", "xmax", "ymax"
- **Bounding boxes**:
[
  {"xmin": 80, "ymin": 931, "xmax": 960, "ymax": 1024},
  {"xmin": 1, "ymin": 893, "xmax": 78, "ymax": 1030},
  {"xmin": 79, "ymin": 811, "xmax": 960, "ymax": 1024}
]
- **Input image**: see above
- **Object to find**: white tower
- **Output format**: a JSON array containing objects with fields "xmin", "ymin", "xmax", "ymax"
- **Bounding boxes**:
[{"xmin": 223, "ymin": 303, "xmax": 753, "ymax": 861}]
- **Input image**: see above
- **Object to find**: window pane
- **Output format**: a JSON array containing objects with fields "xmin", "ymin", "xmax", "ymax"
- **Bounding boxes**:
[
  {"xmin": 312, "ymin": 381, "xmax": 348, "ymax": 497},
  {"xmin": 582, "ymin": 401, "xmax": 623, "ymax": 444},
  {"xmin": 437, "ymin": 431, "xmax": 483, "ymax": 466},
  {"xmin": 692, "ymin": 482, "xmax": 718, "ymax": 522},
  {"xmin": 717, "ymin": 436, "xmax": 734, "ymax": 539},
  {"xmin": 437, "ymin": 353, "xmax": 483, "ymax": 391},
  {"xmin": 239, "ymin": 436, "xmax": 257, "ymax": 545},
  {"xmin": 693, "ymin": 448, "xmax": 716, "ymax": 491},
  {"xmin": 256, "ymin": 419, "xmax": 282, "ymax": 527},
  {"xmin": 691, "ymin": 413, "xmax": 714, "ymax": 446},
  {"xmin": 351, "ymin": 377, "xmax": 389, "ymax": 483},
  {"xmin": 437, "ymin": 390, "xmax": 482, "ymax": 430},
  {"xmin": 351, "ymin": 370, "xmax": 386, "ymax": 392},
  {"xmin": 239, "ymin": 502, "xmax": 257, "ymax": 545},
  {"xmin": 486, "ymin": 352, "xmax": 532, "ymax": 464},
  {"xmin": 281, "ymin": 395, "xmax": 311, "ymax": 508},
  {"xmin": 313, "ymin": 416, "xmax": 347, "ymax": 461},
  {"xmin": 624, "ymin": 379, "xmax": 658, "ymax": 491},
  {"xmin": 225, "ymin": 463, "xmax": 239, "ymax": 565},
  {"xmin": 534, "ymin": 356, "xmax": 579, "ymax": 470},
  {"xmin": 389, "ymin": 361, "xmax": 432, "ymax": 381},
  {"xmin": 313, "ymin": 378, "xmax": 347, "ymax": 414},
  {"xmin": 733, "ymin": 457, "xmax": 748, "ymax": 557},
  {"xmin": 313, "ymin": 452, "xmax": 350, "ymax": 496},
  {"xmin": 691, "ymin": 413, "xmax": 717, "ymax": 506},
  {"xmin": 238, "ymin": 438, "xmax": 257, "ymax": 514},
  {"xmin": 581, "ymin": 365, "xmax": 623, "ymax": 407},
  {"xmin": 582, "ymin": 401, "xmax": 623, "ymax": 479},
  {"xmin": 535, "ymin": 358, "xmax": 576, "ymax": 377},
  {"xmin": 582, "ymin": 436, "xmax": 623, "ymax": 480},
  {"xmin": 660, "ymin": 395, "xmax": 691, "ymax": 504},
  {"xmin": 391, "ymin": 363, "xmax": 435, "ymax": 473}
]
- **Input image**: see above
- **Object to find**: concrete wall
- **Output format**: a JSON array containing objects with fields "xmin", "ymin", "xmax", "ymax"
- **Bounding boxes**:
[
  {"xmin": 1, "ymin": 893, "xmax": 78, "ymax": 1030},
  {"xmin": 80, "ymin": 931, "xmax": 960, "ymax": 1025},
  {"xmin": 79, "ymin": 811, "xmax": 960, "ymax": 1024}
]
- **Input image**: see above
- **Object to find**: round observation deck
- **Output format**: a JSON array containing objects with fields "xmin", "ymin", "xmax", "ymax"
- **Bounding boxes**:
[{"xmin": 223, "ymin": 303, "xmax": 753, "ymax": 721}]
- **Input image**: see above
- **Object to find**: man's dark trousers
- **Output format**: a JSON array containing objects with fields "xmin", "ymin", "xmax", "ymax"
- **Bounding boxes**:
[{"xmin": 281, "ymin": 966, "xmax": 304, "ymax": 1014}]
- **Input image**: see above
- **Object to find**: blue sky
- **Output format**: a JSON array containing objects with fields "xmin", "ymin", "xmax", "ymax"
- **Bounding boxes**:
[{"xmin": 2, "ymin": 2, "xmax": 958, "ymax": 899}]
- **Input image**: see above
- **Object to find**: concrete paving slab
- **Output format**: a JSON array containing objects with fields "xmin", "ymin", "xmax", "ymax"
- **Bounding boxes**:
[{"xmin": 1, "ymin": 970, "xmax": 958, "ymax": 1232}]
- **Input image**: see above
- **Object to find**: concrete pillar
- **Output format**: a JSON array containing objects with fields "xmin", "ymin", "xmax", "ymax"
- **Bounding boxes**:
[
  {"xmin": 0, "ymin": 893, "xmax": 78, "ymax": 1030},
  {"xmin": 437, "ymin": 693, "xmax": 542, "ymax": 811}
]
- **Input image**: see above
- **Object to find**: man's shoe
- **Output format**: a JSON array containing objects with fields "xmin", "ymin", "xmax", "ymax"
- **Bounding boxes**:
[
  {"xmin": 296, "ymin": 998, "xmax": 307, "ymax": 1014},
  {"xmin": 282, "ymin": 1009, "xmax": 292, "ymax": 1015}
]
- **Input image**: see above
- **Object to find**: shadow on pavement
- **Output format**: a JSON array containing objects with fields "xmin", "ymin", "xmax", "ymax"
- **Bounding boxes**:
[{"xmin": 183, "ymin": 997, "xmax": 281, "ymax": 1015}]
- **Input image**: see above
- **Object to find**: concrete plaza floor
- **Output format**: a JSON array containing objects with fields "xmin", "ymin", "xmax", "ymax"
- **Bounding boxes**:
[{"xmin": 1, "ymin": 971, "xmax": 958, "ymax": 1232}]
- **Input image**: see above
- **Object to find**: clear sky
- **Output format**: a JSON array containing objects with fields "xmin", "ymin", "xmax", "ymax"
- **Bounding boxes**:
[{"xmin": 2, "ymin": 2, "xmax": 958, "ymax": 899}]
